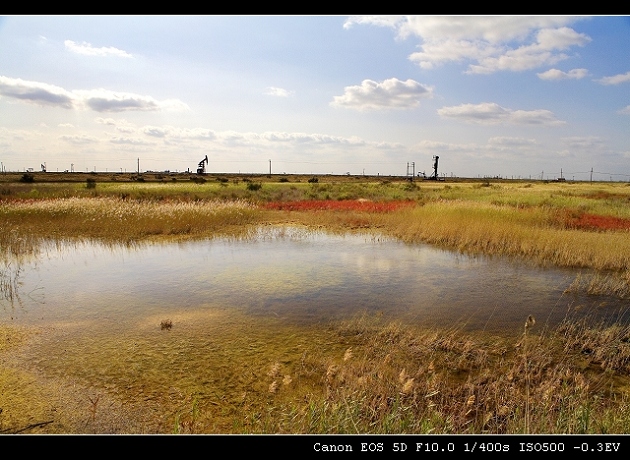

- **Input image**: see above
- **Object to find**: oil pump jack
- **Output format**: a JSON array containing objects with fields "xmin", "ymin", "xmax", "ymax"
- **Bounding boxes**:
[{"xmin": 197, "ymin": 155, "xmax": 208, "ymax": 174}]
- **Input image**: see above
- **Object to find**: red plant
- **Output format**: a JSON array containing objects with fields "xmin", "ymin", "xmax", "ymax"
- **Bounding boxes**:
[
  {"xmin": 263, "ymin": 199, "xmax": 415, "ymax": 213},
  {"xmin": 560, "ymin": 211, "xmax": 630, "ymax": 232}
]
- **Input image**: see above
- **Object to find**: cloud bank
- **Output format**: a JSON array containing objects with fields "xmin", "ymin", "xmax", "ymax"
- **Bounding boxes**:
[
  {"xmin": 438, "ymin": 102, "xmax": 565, "ymax": 125},
  {"xmin": 537, "ymin": 68, "xmax": 588, "ymax": 80},
  {"xmin": 345, "ymin": 16, "xmax": 591, "ymax": 75},
  {"xmin": 0, "ymin": 76, "xmax": 188, "ymax": 112},
  {"xmin": 65, "ymin": 40, "xmax": 133, "ymax": 58},
  {"xmin": 597, "ymin": 71, "xmax": 630, "ymax": 85},
  {"xmin": 0, "ymin": 76, "xmax": 75, "ymax": 108}
]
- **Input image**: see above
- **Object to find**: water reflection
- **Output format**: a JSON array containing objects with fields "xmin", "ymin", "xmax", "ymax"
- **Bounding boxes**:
[{"xmin": 1, "ymin": 227, "xmax": 627, "ymax": 335}]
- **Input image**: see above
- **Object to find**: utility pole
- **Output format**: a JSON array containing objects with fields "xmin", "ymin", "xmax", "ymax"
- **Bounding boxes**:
[
  {"xmin": 269, "ymin": 159, "xmax": 272, "ymax": 175},
  {"xmin": 590, "ymin": 168, "xmax": 593, "ymax": 183},
  {"xmin": 137, "ymin": 158, "xmax": 140, "ymax": 175}
]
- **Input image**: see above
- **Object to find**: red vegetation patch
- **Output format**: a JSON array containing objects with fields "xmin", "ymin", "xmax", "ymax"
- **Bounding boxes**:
[
  {"xmin": 561, "ymin": 211, "xmax": 630, "ymax": 232},
  {"xmin": 263, "ymin": 199, "xmax": 415, "ymax": 213}
]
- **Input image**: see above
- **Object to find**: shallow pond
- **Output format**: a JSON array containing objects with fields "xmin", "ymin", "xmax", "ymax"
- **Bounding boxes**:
[{"xmin": 2, "ymin": 226, "xmax": 627, "ymax": 335}]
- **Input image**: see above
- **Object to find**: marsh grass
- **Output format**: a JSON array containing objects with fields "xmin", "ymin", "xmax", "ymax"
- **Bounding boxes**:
[
  {"xmin": 0, "ymin": 196, "xmax": 260, "ymax": 243},
  {"xmin": 238, "ymin": 315, "xmax": 630, "ymax": 434},
  {"xmin": 376, "ymin": 201, "xmax": 630, "ymax": 271},
  {"xmin": 565, "ymin": 271, "xmax": 630, "ymax": 299}
]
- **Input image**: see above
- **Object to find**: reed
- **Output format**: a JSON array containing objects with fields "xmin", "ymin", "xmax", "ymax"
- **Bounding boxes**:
[
  {"xmin": 0, "ymin": 196, "xmax": 260, "ymax": 243},
  {"xmin": 377, "ymin": 201, "xmax": 630, "ymax": 271},
  {"xmin": 239, "ymin": 315, "xmax": 630, "ymax": 434}
]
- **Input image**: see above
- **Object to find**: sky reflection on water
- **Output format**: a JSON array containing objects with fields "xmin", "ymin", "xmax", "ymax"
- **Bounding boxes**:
[{"xmin": 2, "ymin": 227, "xmax": 626, "ymax": 335}]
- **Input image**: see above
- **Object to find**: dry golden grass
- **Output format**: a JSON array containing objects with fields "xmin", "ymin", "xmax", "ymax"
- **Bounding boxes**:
[
  {"xmin": 378, "ymin": 201, "xmax": 630, "ymax": 271},
  {"xmin": 0, "ymin": 196, "xmax": 260, "ymax": 244}
]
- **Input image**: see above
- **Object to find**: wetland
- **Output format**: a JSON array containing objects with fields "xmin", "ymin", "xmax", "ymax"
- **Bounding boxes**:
[{"xmin": 1, "ymin": 173, "xmax": 630, "ymax": 434}]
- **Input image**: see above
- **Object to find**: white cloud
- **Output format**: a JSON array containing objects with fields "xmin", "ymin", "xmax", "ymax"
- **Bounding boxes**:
[
  {"xmin": 488, "ymin": 136, "xmax": 537, "ymax": 147},
  {"xmin": 110, "ymin": 137, "xmax": 153, "ymax": 145},
  {"xmin": 331, "ymin": 78, "xmax": 432, "ymax": 111},
  {"xmin": 343, "ymin": 16, "xmax": 406, "ymax": 31},
  {"xmin": 115, "ymin": 125, "xmax": 136, "ymax": 133},
  {"xmin": 264, "ymin": 87, "xmax": 294, "ymax": 97},
  {"xmin": 347, "ymin": 16, "xmax": 591, "ymax": 74},
  {"xmin": 141, "ymin": 126, "xmax": 169, "ymax": 138},
  {"xmin": 536, "ymin": 27, "xmax": 591, "ymax": 50},
  {"xmin": 0, "ymin": 75, "xmax": 75, "ymax": 108},
  {"xmin": 409, "ymin": 39, "xmax": 501, "ymax": 70},
  {"xmin": 618, "ymin": 105, "xmax": 630, "ymax": 115},
  {"xmin": 346, "ymin": 16, "xmax": 576, "ymax": 42},
  {"xmin": 0, "ymin": 76, "xmax": 189, "ymax": 113},
  {"xmin": 58, "ymin": 123, "xmax": 75, "ymax": 128},
  {"xmin": 537, "ymin": 68, "xmax": 588, "ymax": 80},
  {"xmin": 466, "ymin": 28, "xmax": 591, "ymax": 75},
  {"xmin": 562, "ymin": 136, "xmax": 605, "ymax": 149},
  {"xmin": 597, "ymin": 71, "xmax": 630, "ymax": 85},
  {"xmin": 95, "ymin": 117, "xmax": 136, "ymax": 132},
  {"xmin": 59, "ymin": 134, "xmax": 98, "ymax": 144},
  {"xmin": 438, "ymin": 102, "xmax": 565, "ymax": 125},
  {"xmin": 75, "ymin": 89, "xmax": 189, "ymax": 113},
  {"xmin": 64, "ymin": 40, "xmax": 133, "ymax": 58},
  {"xmin": 259, "ymin": 132, "xmax": 367, "ymax": 146},
  {"xmin": 414, "ymin": 140, "xmax": 452, "ymax": 150},
  {"xmin": 134, "ymin": 125, "xmax": 398, "ymax": 152},
  {"xmin": 95, "ymin": 117, "xmax": 118, "ymax": 126},
  {"xmin": 140, "ymin": 126, "xmax": 215, "ymax": 140}
]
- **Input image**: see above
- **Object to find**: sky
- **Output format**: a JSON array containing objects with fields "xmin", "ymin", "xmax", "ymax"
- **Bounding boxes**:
[{"xmin": 0, "ymin": 15, "xmax": 629, "ymax": 180}]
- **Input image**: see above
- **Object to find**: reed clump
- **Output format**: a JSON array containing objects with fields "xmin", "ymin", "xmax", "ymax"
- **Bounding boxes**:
[{"xmin": 242, "ymin": 316, "xmax": 630, "ymax": 434}]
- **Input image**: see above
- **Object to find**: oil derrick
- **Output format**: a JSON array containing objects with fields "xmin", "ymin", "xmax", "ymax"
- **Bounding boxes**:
[
  {"xmin": 197, "ymin": 155, "xmax": 208, "ymax": 174},
  {"xmin": 427, "ymin": 155, "xmax": 441, "ymax": 180}
]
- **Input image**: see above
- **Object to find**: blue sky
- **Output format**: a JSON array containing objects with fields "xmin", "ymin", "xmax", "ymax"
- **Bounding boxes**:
[{"xmin": 0, "ymin": 15, "xmax": 628, "ymax": 180}]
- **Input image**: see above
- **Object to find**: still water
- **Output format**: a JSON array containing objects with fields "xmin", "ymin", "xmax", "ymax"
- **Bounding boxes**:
[{"xmin": 2, "ymin": 226, "xmax": 626, "ymax": 335}]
